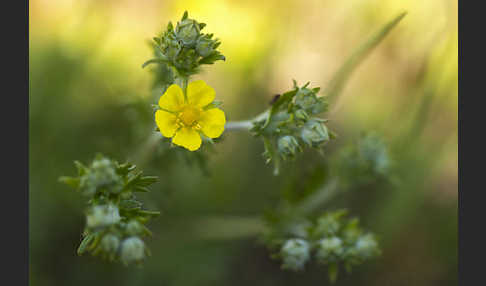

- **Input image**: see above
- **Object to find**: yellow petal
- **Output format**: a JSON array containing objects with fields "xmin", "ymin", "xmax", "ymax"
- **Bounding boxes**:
[
  {"xmin": 199, "ymin": 108, "xmax": 226, "ymax": 138},
  {"xmin": 159, "ymin": 84, "xmax": 184, "ymax": 112},
  {"xmin": 155, "ymin": 110, "xmax": 178, "ymax": 138},
  {"xmin": 186, "ymin": 80, "xmax": 215, "ymax": 108},
  {"xmin": 172, "ymin": 127, "xmax": 202, "ymax": 151}
]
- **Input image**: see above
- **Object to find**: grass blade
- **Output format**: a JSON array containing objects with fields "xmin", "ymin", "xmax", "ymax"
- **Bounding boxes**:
[{"xmin": 324, "ymin": 11, "xmax": 407, "ymax": 102}]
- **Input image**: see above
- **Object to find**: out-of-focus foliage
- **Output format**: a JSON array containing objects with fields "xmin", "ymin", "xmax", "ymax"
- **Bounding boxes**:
[
  {"xmin": 29, "ymin": 0, "xmax": 457, "ymax": 286},
  {"xmin": 265, "ymin": 210, "xmax": 380, "ymax": 282},
  {"xmin": 59, "ymin": 155, "xmax": 160, "ymax": 264}
]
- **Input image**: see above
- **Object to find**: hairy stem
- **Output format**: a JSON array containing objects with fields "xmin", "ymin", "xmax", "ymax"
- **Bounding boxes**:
[
  {"xmin": 224, "ymin": 109, "xmax": 270, "ymax": 132},
  {"xmin": 225, "ymin": 120, "xmax": 253, "ymax": 131}
]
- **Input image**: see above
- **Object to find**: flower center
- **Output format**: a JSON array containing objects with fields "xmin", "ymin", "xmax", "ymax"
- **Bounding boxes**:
[{"xmin": 178, "ymin": 105, "xmax": 201, "ymax": 127}]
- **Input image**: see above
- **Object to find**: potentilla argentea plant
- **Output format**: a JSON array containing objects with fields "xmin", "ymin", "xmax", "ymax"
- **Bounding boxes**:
[{"xmin": 59, "ymin": 10, "xmax": 406, "ymax": 283}]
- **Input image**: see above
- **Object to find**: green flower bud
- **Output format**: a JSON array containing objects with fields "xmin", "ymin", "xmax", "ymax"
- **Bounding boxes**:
[
  {"xmin": 294, "ymin": 109, "xmax": 309, "ymax": 121},
  {"xmin": 358, "ymin": 135, "xmax": 390, "ymax": 176},
  {"xmin": 310, "ymin": 97, "xmax": 328, "ymax": 114},
  {"xmin": 313, "ymin": 213, "xmax": 341, "ymax": 238},
  {"xmin": 316, "ymin": 237, "xmax": 344, "ymax": 262},
  {"xmin": 294, "ymin": 89, "xmax": 317, "ymax": 110},
  {"xmin": 126, "ymin": 220, "xmax": 143, "ymax": 236},
  {"xmin": 165, "ymin": 40, "xmax": 181, "ymax": 61},
  {"xmin": 176, "ymin": 48, "xmax": 199, "ymax": 71},
  {"xmin": 79, "ymin": 157, "xmax": 123, "ymax": 196},
  {"xmin": 301, "ymin": 120, "xmax": 329, "ymax": 147},
  {"xmin": 280, "ymin": 239, "xmax": 310, "ymax": 271},
  {"xmin": 86, "ymin": 204, "xmax": 121, "ymax": 228},
  {"xmin": 354, "ymin": 234, "xmax": 379, "ymax": 259},
  {"xmin": 120, "ymin": 237, "xmax": 145, "ymax": 264},
  {"xmin": 196, "ymin": 37, "xmax": 214, "ymax": 57},
  {"xmin": 100, "ymin": 234, "xmax": 120, "ymax": 253},
  {"xmin": 277, "ymin": 135, "xmax": 301, "ymax": 158},
  {"xmin": 176, "ymin": 19, "xmax": 200, "ymax": 46}
]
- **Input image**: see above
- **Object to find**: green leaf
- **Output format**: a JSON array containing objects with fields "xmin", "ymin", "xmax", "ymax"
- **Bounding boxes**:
[
  {"xmin": 324, "ymin": 11, "xmax": 407, "ymax": 102},
  {"xmin": 199, "ymin": 51, "xmax": 226, "ymax": 65},
  {"xmin": 142, "ymin": 58, "xmax": 168, "ymax": 68},
  {"xmin": 263, "ymin": 89, "xmax": 298, "ymax": 129},
  {"xmin": 137, "ymin": 210, "xmax": 161, "ymax": 217},
  {"xmin": 134, "ymin": 186, "xmax": 150, "ymax": 193},
  {"xmin": 203, "ymin": 100, "xmax": 223, "ymax": 110},
  {"xmin": 182, "ymin": 11, "xmax": 188, "ymax": 21},
  {"xmin": 74, "ymin": 160, "xmax": 88, "ymax": 176},
  {"xmin": 137, "ymin": 176, "xmax": 158, "ymax": 186},
  {"xmin": 77, "ymin": 233, "xmax": 95, "ymax": 255},
  {"xmin": 119, "ymin": 199, "xmax": 143, "ymax": 210},
  {"xmin": 58, "ymin": 176, "xmax": 80, "ymax": 189}
]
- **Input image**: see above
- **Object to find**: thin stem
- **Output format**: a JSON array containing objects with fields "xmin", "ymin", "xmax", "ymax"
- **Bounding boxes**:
[
  {"xmin": 175, "ymin": 179, "xmax": 341, "ymax": 241},
  {"xmin": 225, "ymin": 120, "xmax": 253, "ymax": 131},
  {"xmin": 292, "ymin": 178, "xmax": 340, "ymax": 216},
  {"xmin": 181, "ymin": 76, "xmax": 189, "ymax": 102},
  {"xmin": 224, "ymin": 109, "xmax": 270, "ymax": 132}
]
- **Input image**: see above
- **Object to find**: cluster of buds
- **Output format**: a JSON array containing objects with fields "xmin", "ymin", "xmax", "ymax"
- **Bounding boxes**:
[
  {"xmin": 251, "ymin": 81, "xmax": 332, "ymax": 175},
  {"xmin": 335, "ymin": 133, "xmax": 391, "ymax": 187},
  {"xmin": 59, "ymin": 154, "xmax": 160, "ymax": 265},
  {"xmin": 269, "ymin": 210, "xmax": 380, "ymax": 283},
  {"xmin": 146, "ymin": 11, "xmax": 225, "ymax": 77}
]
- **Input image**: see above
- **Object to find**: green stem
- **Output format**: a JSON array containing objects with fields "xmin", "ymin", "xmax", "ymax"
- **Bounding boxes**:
[
  {"xmin": 224, "ymin": 110, "xmax": 270, "ymax": 132},
  {"xmin": 291, "ymin": 178, "xmax": 340, "ymax": 216},
  {"xmin": 176, "ymin": 179, "xmax": 341, "ymax": 241},
  {"xmin": 225, "ymin": 120, "xmax": 253, "ymax": 131},
  {"xmin": 182, "ymin": 77, "xmax": 189, "ymax": 101}
]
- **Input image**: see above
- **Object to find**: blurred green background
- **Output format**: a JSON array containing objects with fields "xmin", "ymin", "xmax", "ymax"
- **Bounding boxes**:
[{"xmin": 29, "ymin": 0, "xmax": 457, "ymax": 285}]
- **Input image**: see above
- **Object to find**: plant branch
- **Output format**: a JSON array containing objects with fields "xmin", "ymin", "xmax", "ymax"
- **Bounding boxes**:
[{"xmin": 225, "ymin": 120, "xmax": 253, "ymax": 131}]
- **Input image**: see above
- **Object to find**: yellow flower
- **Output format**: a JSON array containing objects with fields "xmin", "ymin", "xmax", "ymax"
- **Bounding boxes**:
[{"xmin": 155, "ymin": 80, "xmax": 226, "ymax": 151}]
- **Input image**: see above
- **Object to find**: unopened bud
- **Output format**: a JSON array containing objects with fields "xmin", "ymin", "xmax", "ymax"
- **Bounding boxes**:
[
  {"xmin": 278, "ymin": 135, "xmax": 300, "ymax": 158},
  {"xmin": 196, "ymin": 37, "xmax": 214, "ymax": 57},
  {"xmin": 126, "ymin": 220, "xmax": 143, "ymax": 236},
  {"xmin": 301, "ymin": 120, "xmax": 329, "ymax": 147},
  {"xmin": 316, "ymin": 237, "xmax": 344, "ymax": 262},
  {"xmin": 281, "ymin": 239, "xmax": 310, "ymax": 271},
  {"xmin": 101, "ymin": 234, "xmax": 120, "ymax": 253},
  {"xmin": 176, "ymin": 19, "xmax": 199, "ymax": 46},
  {"xmin": 354, "ymin": 234, "xmax": 379, "ymax": 259},
  {"xmin": 86, "ymin": 204, "xmax": 121, "ymax": 228},
  {"xmin": 120, "ymin": 237, "xmax": 145, "ymax": 264}
]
